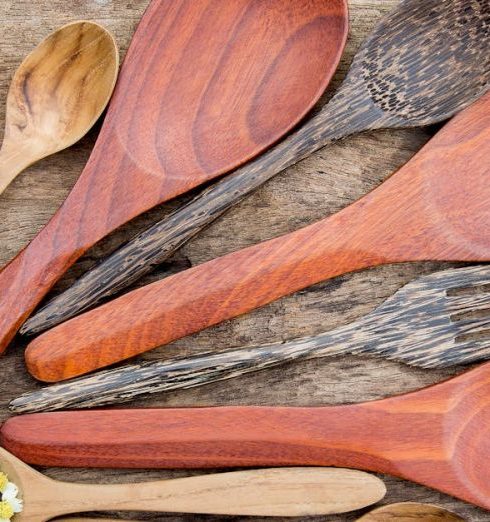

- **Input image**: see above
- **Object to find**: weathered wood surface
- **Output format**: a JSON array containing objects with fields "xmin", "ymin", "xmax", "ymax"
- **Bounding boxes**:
[{"xmin": 0, "ymin": 1, "xmax": 487, "ymax": 521}]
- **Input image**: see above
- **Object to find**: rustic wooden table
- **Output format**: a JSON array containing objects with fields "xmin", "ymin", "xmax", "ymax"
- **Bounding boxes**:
[{"xmin": 0, "ymin": 1, "xmax": 486, "ymax": 520}]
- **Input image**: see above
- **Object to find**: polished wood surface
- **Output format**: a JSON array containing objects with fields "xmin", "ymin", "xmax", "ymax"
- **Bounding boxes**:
[
  {"xmin": 2, "ymin": 2, "xmax": 489, "ymax": 520},
  {"xmin": 22, "ymin": 0, "xmax": 490, "ymax": 335},
  {"xmin": 3, "ymin": 362, "xmax": 490, "ymax": 509},
  {"xmin": 357, "ymin": 502, "xmax": 465, "ymax": 521},
  {"xmin": 0, "ymin": 0, "xmax": 347, "ymax": 354},
  {"xmin": 25, "ymin": 89, "xmax": 490, "ymax": 382},
  {"xmin": 12, "ymin": 265, "xmax": 490, "ymax": 413},
  {"xmin": 0, "ymin": 448, "xmax": 386, "ymax": 520},
  {"xmin": 0, "ymin": 21, "xmax": 118, "ymax": 195}
]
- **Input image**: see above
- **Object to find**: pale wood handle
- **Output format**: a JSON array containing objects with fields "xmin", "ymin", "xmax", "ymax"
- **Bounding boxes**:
[
  {"xmin": 0, "ymin": 143, "xmax": 35, "ymax": 195},
  {"xmin": 52, "ymin": 468, "xmax": 386, "ymax": 517}
]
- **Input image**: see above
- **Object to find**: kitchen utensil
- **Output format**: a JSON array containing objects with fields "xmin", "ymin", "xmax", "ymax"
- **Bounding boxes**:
[
  {"xmin": 12, "ymin": 265, "xmax": 490, "ymax": 413},
  {"xmin": 0, "ymin": 0, "xmax": 348, "ymax": 354},
  {"xmin": 0, "ymin": 21, "xmax": 119, "ymax": 195},
  {"xmin": 0, "ymin": 448, "xmax": 386, "ymax": 520},
  {"xmin": 356, "ymin": 502, "xmax": 465, "ymax": 521},
  {"xmin": 4, "ymin": 362, "xmax": 490, "ymax": 509},
  {"xmin": 25, "ymin": 85, "xmax": 490, "ymax": 383},
  {"xmin": 21, "ymin": 0, "xmax": 490, "ymax": 336}
]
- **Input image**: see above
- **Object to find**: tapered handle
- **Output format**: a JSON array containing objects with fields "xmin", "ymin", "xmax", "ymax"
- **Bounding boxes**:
[
  {"xmin": 51, "ymin": 468, "xmax": 386, "ymax": 517},
  {"xmin": 12, "ymin": 332, "xmax": 349, "ymax": 412},
  {"xmin": 0, "ymin": 142, "xmax": 35, "ymax": 195}
]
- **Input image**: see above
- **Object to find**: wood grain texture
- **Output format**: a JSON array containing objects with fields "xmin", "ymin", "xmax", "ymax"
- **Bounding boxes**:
[
  {"xmin": 4, "ymin": 363, "xmax": 490, "ymax": 510},
  {"xmin": 0, "ymin": 21, "xmax": 119, "ymax": 195},
  {"xmin": 356, "ymin": 502, "xmax": 465, "ymax": 521},
  {"xmin": 22, "ymin": 0, "xmax": 490, "ymax": 335},
  {"xmin": 0, "ymin": 448, "xmax": 386, "ymax": 520},
  {"xmin": 12, "ymin": 265, "xmax": 490, "ymax": 413},
  {"xmin": 0, "ymin": 0, "xmax": 348, "ymax": 354},
  {"xmin": 25, "ymin": 90, "xmax": 490, "ymax": 382},
  {"xmin": 2, "ymin": 2, "xmax": 490, "ymax": 521}
]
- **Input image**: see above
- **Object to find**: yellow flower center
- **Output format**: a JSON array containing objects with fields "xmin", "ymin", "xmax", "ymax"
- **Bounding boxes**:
[
  {"xmin": 0, "ymin": 500, "xmax": 13, "ymax": 519},
  {"xmin": 0, "ymin": 473, "xmax": 8, "ymax": 493}
]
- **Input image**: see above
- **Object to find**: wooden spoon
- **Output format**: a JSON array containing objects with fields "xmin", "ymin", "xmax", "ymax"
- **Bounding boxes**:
[
  {"xmin": 0, "ymin": 0, "xmax": 348, "ymax": 354},
  {"xmin": 0, "ymin": 21, "xmax": 119, "ymax": 195},
  {"xmin": 4, "ymin": 362, "xmax": 490, "ymax": 509},
  {"xmin": 21, "ymin": 0, "xmax": 490, "ymax": 335},
  {"xmin": 25, "ymin": 86, "xmax": 490, "ymax": 382},
  {"xmin": 0, "ymin": 448, "xmax": 386, "ymax": 520},
  {"xmin": 356, "ymin": 503, "xmax": 465, "ymax": 521}
]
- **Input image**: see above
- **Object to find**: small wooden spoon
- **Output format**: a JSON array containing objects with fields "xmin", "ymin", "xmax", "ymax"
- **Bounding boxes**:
[
  {"xmin": 25, "ymin": 85, "xmax": 490, "ymax": 382},
  {"xmin": 0, "ymin": 448, "xmax": 386, "ymax": 520},
  {"xmin": 357, "ymin": 502, "xmax": 465, "ymax": 521},
  {"xmin": 0, "ymin": 21, "xmax": 119, "ymax": 195}
]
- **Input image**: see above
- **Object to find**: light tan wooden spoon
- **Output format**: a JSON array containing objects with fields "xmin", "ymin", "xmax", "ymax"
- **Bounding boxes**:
[
  {"xmin": 0, "ymin": 448, "xmax": 386, "ymax": 520},
  {"xmin": 357, "ymin": 502, "xmax": 465, "ymax": 521},
  {"xmin": 0, "ymin": 21, "xmax": 119, "ymax": 195}
]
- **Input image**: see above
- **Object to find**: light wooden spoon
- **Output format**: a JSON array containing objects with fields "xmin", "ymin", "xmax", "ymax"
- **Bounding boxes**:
[
  {"xmin": 357, "ymin": 502, "xmax": 465, "ymax": 521},
  {"xmin": 0, "ymin": 21, "xmax": 119, "ymax": 195},
  {"xmin": 0, "ymin": 449, "xmax": 386, "ymax": 520}
]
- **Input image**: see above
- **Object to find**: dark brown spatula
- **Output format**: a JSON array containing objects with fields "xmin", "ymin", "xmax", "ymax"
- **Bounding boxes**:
[
  {"xmin": 0, "ymin": 0, "xmax": 348, "ymax": 354},
  {"xmin": 12, "ymin": 265, "xmax": 489, "ymax": 413},
  {"xmin": 24, "ymin": 87, "xmax": 490, "ymax": 383},
  {"xmin": 4, "ymin": 362, "xmax": 490, "ymax": 509},
  {"xmin": 21, "ymin": 0, "xmax": 490, "ymax": 336}
]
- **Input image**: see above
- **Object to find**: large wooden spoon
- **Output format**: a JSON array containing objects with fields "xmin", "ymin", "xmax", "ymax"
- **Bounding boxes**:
[
  {"xmin": 21, "ymin": 0, "xmax": 490, "ymax": 335},
  {"xmin": 0, "ymin": 0, "xmax": 347, "ymax": 353},
  {"xmin": 25, "ymin": 86, "xmax": 490, "ymax": 382},
  {"xmin": 0, "ymin": 22, "xmax": 119, "ymax": 195},
  {"xmin": 4, "ymin": 362, "xmax": 490, "ymax": 509},
  {"xmin": 357, "ymin": 503, "xmax": 465, "ymax": 521},
  {"xmin": 0, "ymin": 448, "xmax": 386, "ymax": 520}
]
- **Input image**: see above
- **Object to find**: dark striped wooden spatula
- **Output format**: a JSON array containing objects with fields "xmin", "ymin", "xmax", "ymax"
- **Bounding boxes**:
[{"xmin": 10, "ymin": 265, "xmax": 490, "ymax": 413}]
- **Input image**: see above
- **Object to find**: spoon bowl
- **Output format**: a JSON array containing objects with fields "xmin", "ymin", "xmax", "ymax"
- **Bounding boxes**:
[
  {"xmin": 0, "ymin": 21, "xmax": 119, "ymax": 194},
  {"xmin": 356, "ymin": 502, "xmax": 465, "ymax": 521}
]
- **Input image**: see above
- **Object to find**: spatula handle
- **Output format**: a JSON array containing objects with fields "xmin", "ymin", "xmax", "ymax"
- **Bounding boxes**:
[
  {"xmin": 50, "ymin": 468, "xmax": 385, "ymax": 517},
  {"xmin": 0, "ymin": 143, "xmax": 35, "ymax": 195}
]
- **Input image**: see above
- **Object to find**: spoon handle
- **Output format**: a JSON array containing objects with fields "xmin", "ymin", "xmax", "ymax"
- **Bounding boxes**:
[
  {"xmin": 21, "ymin": 84, "xmax": 381, "ymax": 336},
  {"xmin": 48, "ymin": 468, "xmax": 385, "ymax": 517},
  {"xmin": 0, "ymin": 143, "xmax": 34, "ymax": 195}
]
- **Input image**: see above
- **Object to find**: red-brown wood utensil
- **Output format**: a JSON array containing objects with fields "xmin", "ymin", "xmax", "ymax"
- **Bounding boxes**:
[
  {"xmin": 25, "ymin": 89, "xmax": 490, "ymax": 383},
  {"xmin": 0, "ymin": 0, "xmax": 347, "ymax": 354},
  {"xmin": 3, "ymin": 362, "xmax": 490, "ymax": 508}
]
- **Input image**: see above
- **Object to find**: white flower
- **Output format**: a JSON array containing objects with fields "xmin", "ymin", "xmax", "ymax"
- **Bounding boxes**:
[{"xmin": 0, "ymin": 473, "xmax": 23, "ymax": 521}]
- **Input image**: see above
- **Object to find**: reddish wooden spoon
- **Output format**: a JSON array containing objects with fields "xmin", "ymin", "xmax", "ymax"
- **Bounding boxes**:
[
  {"xmin": 3, "ymin": 362, "xmax": 490, "ymax": 509},
  {"xmin": 0, "ymin": 0, "xmax": 347, "ymax": 354},
  {"xmin": 25, "ymin": 88, "xmax": 490, "ymax": 382}
]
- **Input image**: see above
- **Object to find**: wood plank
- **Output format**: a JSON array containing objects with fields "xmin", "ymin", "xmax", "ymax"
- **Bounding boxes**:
[{"xmin": 0, "ymin": 1, "xmax": 486, "ymax": 520}]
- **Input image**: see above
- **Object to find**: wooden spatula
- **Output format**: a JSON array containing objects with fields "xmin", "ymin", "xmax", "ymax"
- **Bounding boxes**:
[
  {"xmin": 25, "ymin": 88, "xmax": 490, "ymax": 383},
  {"xmin": 0, "ymin": 0, "xmax": 348, "ymax": 355},
  {"xmin": 0, "ymin": 448, "xmax": 386, "ymax": 520},
  {"xmin": 12, "ymin": 265, "xmax": 490, "ymax": 413},
  {"xmin": 3, "ymin": 362, "xmax": 490, "ymax": 509},
  {"xmin": 22, "ymin": 0, "xmax": 490, "ymax": 335}
]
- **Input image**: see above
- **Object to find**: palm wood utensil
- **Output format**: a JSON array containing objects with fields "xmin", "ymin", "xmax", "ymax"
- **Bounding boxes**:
[
  {"xmin": 12, "ymin": 265, "xmax": 489, "ymax": 413},
  {"xmin": 0, "ymin": 448, "xmax": 386, "ymax": 520},
  {"xmin": 5, "ymin": 363, "xmax": 490, "ymax": 509},
  {"xmin": 24, "ymin": 87, "xmax": 490, "ymax": 383},
  {"xmin": 0, "ymin": 0, "xmax": 348, "ymax": 353},
  {"xmin": 21, "ymin": 0, "xmax": 490, "ymax": 336},
  {"xmin": 0, "ymin": 22, "xmax": 119, "ymax": 196},
  {"xmin": 356, "ymin": 502, "xmax": 465, "ymax": 521}
]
